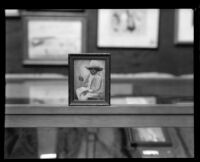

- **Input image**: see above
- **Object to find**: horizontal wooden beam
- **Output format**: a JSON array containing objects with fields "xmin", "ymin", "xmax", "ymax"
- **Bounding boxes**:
[
  {"xmin": 5, "ymin": 114, "xmax": 193, "ymax": 128},
  {"xmin": 5, "ymin": 104, "xmax": 193, "ymax": 115},
  {"xmin": 5, "ymin": 104, "xmax": 193, "ymax": 127},
  {"xmin": 5, "ymin": 73, "xmax": 193, "ymax": 80}
]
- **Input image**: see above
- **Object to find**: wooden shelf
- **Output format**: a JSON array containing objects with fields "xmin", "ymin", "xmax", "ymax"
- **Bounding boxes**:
[
  {"xmin": 5, "ymin": 104, "xmax": 193, "ymax": 128},
  {"xmin": 6, "ymin": 104, "xmax": 193, "ymax": 115}
]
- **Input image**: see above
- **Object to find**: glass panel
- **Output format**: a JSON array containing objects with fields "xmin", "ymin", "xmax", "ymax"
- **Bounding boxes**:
[
  {"xmin": 6, "ymin": 80, "xmax": 68, "ymax": 105},
  {"xmin": 5, "ymin": 78, "xmax": 194, "ymax": 158},
  {"xmin": 4, "ymin": 127, "xmax": 194, "ymax": 159},
  {"xmin": 5, "ymin": 78, "xmax": 193, "ymax": 105}
]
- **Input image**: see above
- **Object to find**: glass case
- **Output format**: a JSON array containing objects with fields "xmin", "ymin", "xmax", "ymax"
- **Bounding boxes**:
[{"xmin": 5, "ymin": 75, "xmax": 194, "ymax": 158}]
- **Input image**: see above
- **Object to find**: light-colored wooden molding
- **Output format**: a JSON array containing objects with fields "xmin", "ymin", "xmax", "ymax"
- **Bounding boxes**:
[
  {"xmin": 5, "ymin": 104, "xmax": 193, "ymax": 115},
  {"xmin": 5, "ymin": 104, "xmax": 193, "ymax": 127},
  {"xmin": 5, "ymin": 115, "xmax": 193, "ymax": 128},
  {"xmin": 5, "ymin": 73, "xmax": 194, "ymax": 80}
]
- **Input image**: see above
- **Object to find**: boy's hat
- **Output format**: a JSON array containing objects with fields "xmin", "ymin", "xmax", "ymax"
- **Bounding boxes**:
[{"xmin": 85, "ymin": 60, "xmax": 103, "ymax": 71}]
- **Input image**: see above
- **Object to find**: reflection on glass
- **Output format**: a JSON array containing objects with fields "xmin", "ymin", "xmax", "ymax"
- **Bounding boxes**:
[
  {"xmin": 6, "ymin": 79, "xmax": 193, "ymax": 105},
  {"xmin": 5, "ymin": 78, "xmax": 194, "ymax": 158},
  {"xmin": 4, "ymin": 127, "xmax": 194, "ymax": 159},
  {"xmin": 4, "ymin": 128, "xmax": 87, "ymax": 159},
  {"xmin": 135, "ymin": 128, "xmax": 166, "ymax": 142},
  {"xmin": 111, "ymin": 96, "xmax": 156, "ymax": 105},
  {"xmin": 142, "ymin": 150, "xmax": 159, "ymax": 155},
  {"xmin": 40, "ymin": 154, "xmax": 57, "ymax": 159},
  {"xmin": 29, "ymin": 84, "xmax": 68, "ymax": 105}
]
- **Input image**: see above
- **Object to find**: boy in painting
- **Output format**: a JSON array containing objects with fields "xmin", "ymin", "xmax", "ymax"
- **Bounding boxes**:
[{"xmin": 76, "ymin": 60, "xmax": 104, "ymax": 101}]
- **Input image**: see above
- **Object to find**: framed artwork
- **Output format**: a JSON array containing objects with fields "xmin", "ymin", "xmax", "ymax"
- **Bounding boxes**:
[
  {"xmin": 126, "ymin": 127, "xmax": 172, "ymax": 147},
  {"xmin": 175, "ymin": 9, "xmax": 194, "ymax": 44},
  {"xmin": 5, "ymin": 9, "xmax": 20, "ymax": 17},
  {"xmin": 68, "ymin": 53, "xmax": 110, "ymax": 106},
  {"xmin": 97, "ymin": 9, "xmax": 160, "ymax": 48},
  {"xmin": 23, "ymin": 15, "xmax": 86, "ymax": 65}
]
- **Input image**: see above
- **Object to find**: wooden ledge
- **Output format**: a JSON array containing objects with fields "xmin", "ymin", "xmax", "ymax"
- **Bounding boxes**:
[{"xmin": 5, "ymin": 104, "xmax": 193, "ymax": 115}]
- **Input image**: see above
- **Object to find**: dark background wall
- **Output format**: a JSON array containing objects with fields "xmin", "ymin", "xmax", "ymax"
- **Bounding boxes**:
[{"xmin": 6, "ymin": 9, "xmax": 193, "ymax": 75}]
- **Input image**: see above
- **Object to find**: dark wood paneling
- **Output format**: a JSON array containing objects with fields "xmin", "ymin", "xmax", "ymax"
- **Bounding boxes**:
[{"xmin": 6, "ymin": 9, "xmax": 193, "ymax": 75}]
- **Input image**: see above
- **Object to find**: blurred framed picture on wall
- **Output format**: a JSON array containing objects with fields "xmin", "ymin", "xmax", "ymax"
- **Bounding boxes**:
[
  {"xmin": 175, "ymin": 9, "xmax": 194, "ymax": 44},
  {"xmin": 23, "ymin": 15, "xmax": 86, "ymax": 65},
  {"xmin": 126, "ymin": 127, "xmax": 172, "ymax": 147},
  {"xmin": 97, "ymin": 9, "xmax": 160, "ymax": 48},
  {"xmin": 68, "ymin": 53, "xmax": 110, "ymax": 106}
]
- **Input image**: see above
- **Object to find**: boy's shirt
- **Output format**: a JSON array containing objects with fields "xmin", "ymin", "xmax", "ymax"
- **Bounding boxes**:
[
  {"xmin": 76, "ymin": 72, "xmax": 104, "ymax": 100},
  {"xmin": 85, "ymin": 73, "xmax": 102, "ymax": 93}
]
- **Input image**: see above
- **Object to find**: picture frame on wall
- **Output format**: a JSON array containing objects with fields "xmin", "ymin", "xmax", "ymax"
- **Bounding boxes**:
[
  {"xmin": 174, "ymin": 9, "xmax": 194, "ymax": 44},
  {"xmin": 68, "ymin": 53, "xmax": 110, "ymax": 106},
  {"xmin": 97, "ymin": 9, "xmax": 160, "ymax": 48},
  {"xmin": 23, "ymin": 15, "xmax": 86, "ymax": 65},
  {"xmin": 126, "ymin": 127, "xmax": 172, "ymax": 147}
]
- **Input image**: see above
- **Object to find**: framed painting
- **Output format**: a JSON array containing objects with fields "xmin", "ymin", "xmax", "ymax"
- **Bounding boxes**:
[
  {"xmin": 68, "ymin": 53, "xmax": 110, "ymax": 106},
  {"xmin": 97, "ymin": 9, "xmax": 160, "ymax": 48},
  {"xmin": 23, "ymin": 15, "xmax": 86, "ymax": 65},
  {"xmin": 174, "ymin": 9, "xmax": 194, "ymax": 44},
  {"xmin": 126, "ymin": 127, "xmax": 172, "ymax": 147}
]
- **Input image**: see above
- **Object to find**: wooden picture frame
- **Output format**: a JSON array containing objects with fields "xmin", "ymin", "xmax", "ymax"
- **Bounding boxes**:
[
  {"xmin": 22, "ymin": 14, "xmax": 86, "ymax": 65},
  {"xmin": 126, "ymin": 127, "xmax": 172, "ymax": 147},
  {"xmin": 68, "ymin": 53, "xmax": 110, "ymax": 106},
  {"xmin": 174, "ymin": 9, "xmax": 194, "ymax": 44},
  {"xmin": 97, "ymin": 9, "xmax": 160, "ymax": 48}
]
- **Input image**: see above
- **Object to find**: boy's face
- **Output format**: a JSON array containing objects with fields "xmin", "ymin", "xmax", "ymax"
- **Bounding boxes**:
[{"xmin": 89, "ymin": 68, "xmax": 98, "ymax": 75}]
